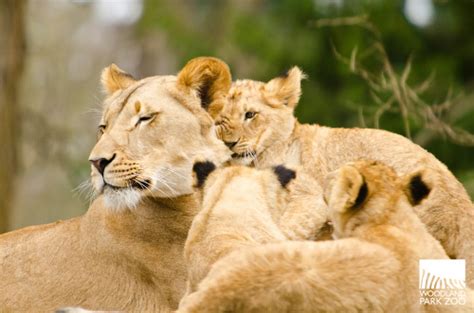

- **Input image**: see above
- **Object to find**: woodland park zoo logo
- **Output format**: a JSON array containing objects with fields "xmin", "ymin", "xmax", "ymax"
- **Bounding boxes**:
[{"xmin": 419, "ymin": 259, "xmax": 467, "ymax": 306}]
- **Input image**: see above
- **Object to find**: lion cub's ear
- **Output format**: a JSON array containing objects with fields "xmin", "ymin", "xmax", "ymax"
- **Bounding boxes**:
[
  {"xmin": 272, "ymin": 165, "xmax": 296, "ymax": 188},
  {"xmin": 402, "ymin": 170, "xmax": 432, "ymax": 206},
  {"xmin": 177, "ymin": 57, "xmax": 232, "ymax": 118},
  {"xmin": 192, "ymin": 161, "xmax": 216, "ymax": 188},
  {"xmin": 101, "ymin": 64, "xmax": 136, "ymax": 95},
  {"xmin": 263, "ymin": 66, "xmax": 306, "ymax": 109},
  {"xmin": 325, "ymin": 165, "xmax": 368, "ymax": 213}
]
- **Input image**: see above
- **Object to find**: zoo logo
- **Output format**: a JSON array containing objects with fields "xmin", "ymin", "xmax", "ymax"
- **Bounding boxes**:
[{"xmin": 419, "ymin": 259, "xmax": 467, "ymax": 306}]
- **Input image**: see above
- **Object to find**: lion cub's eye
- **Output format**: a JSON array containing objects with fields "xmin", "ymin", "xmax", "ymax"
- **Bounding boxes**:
[
  {"xmin": 244, "ymin": 111, "xmax": 257, "ymax": 120},
  {"xmin": 136, "ymin": 113, "xmax": 158, "ymax": 126}
]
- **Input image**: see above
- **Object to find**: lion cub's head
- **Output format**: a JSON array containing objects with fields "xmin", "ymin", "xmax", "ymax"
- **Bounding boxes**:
[
  {"xmin": 324, "ymin": 160, "xmax": 433, "ymax": 239},
  {"xmin": 214, "ymin": 68, "xmax": 305, "ymax": 165},
  {"xmin": 89, "ymin": 57, "xmax": 232, "ymax": 210},
  {"xmin": 191, "ymin": 161, "xmax": 296, "ymax": 213}
]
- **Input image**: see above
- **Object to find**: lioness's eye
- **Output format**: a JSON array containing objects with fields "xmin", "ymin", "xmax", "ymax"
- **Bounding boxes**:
[
  {"xmin": 97, "ymin": 124, "xmax": 106, "ymax": 139},
  {"xmin": 136, "ymin": 113, "xmax": 158, "ymax": 126},
  {"xmin": 98, "ymin": 124, "xmax": 106, "ymax": 134},
  {"xmin": 139, "ymin": 116, "xmax": 153, "ymax": 122},
  {"xmin": 244, "ymin": 111, "xmax": 257, "ymax": 120}
]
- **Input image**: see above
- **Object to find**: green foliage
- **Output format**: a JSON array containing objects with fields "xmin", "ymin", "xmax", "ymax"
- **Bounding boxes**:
[{"xmin": 139, "ymin": 0, "xmax": 474, "ymax": 196}]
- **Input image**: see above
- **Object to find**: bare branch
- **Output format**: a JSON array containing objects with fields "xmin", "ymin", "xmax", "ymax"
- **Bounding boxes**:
[
  {"xmin": 311, "ymin": 14, "xmax": 381, "ymax": 38},
  {"xmin": 323, "ymin": 16, "xmax": 474, "ymax": 146}
]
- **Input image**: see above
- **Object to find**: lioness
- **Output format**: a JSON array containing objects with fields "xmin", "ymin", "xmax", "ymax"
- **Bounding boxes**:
[
  {"xmin": 0, "ymin": 57, "xmax": 232, "ymax": 312},
  {"xmin": 178, "ymin": 160, "xmax": 473, "ymax": 313},
  {"xmin": 215, "ymin": 68, "xmax": 474, "ymax": 287}
]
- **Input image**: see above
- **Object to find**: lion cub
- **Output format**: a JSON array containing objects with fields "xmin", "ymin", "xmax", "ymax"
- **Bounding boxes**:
[
  {"xmin": 215, "ymin": 69, "xmax": 474, "ymax": 286},
  {"xmin": 178, "ymin": 160, "xmax": 472, "ymax": 313},
  {"xmin": 182, "ymin": 161, "xmax": 297, "ymax": 296}
]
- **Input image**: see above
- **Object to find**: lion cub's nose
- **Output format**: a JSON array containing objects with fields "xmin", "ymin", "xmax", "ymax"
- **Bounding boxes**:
[
  {"xmin": 89, "ymin": 154, "xmax": 116, "ymax": 175},
  {"xmin": 224, "ymin": 141, "xmax": 238, "ymax": 149}
]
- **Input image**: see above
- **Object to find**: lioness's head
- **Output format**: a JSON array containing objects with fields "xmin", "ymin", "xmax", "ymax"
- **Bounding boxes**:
[
  {"xmin": 324, "ymin": 160, "xmax": 433, "ymax": 239},
  {"xmin": 214, "ymin": 67, "xmax": 305, "ymax": 165},
  {"xmin": 89, "ymin": 57, "xmax": 232, "ymax": 209}
]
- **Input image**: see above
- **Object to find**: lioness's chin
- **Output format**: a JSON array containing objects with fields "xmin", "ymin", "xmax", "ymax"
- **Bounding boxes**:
[
  {"xmin": 100, "ymin": 183, "xmax": 194, "ymax": 211},
  {"xmin": 103, "ymin": 187, "xmax": 143, "ymax": 211}
]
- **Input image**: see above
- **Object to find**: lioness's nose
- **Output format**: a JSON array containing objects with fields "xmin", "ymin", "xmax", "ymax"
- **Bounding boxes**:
[
  {"xmin": 224, "ymin": 141, "xmax": 238, "ymax": 149},
  {"xmin": 89, "ymin": 154, "xmax": 116, "ymax": 175}
]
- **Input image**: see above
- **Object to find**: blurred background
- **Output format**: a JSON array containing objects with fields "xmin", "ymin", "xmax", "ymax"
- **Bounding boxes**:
[{"xmin": 0, "ymin": 0, "xmax": 473, "ymax": 233}]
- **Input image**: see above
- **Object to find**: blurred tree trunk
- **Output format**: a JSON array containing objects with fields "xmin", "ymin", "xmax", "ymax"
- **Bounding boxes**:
[{"xmin": 0, "ymin": 0, "xmax": 26, "ymax": 233}]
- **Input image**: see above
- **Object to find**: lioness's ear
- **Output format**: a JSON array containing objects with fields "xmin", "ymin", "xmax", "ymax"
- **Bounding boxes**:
[
  {"xmin": 263, "ymin": 66, "xmax": 305, "ymax": 108},
  {"xmin": 272, "ymin": 165, "xmax": 296, "ymax": 188},
  {"xmin": 177, "ymin": 57, "xmax": 232, "ymax": 118},
  {"xmin": 101, "ymin": 64, "xmax": 136, "ymax": 95},
  {"xmin": 325, "ymin": 165, "xmax": 368, "ymax": 213},
  {"xmin": 403, "ymin": 170, "xmax": 432, "ymax": 206},
  {"xmin": 192, "ymin": 161, "xmax": 216, "ymax": 188}
]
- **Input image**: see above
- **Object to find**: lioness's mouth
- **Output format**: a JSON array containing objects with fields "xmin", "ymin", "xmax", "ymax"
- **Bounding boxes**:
[
  {"xmin": 131, "ymin": 179, "xmax": 151, "ymax": 190},
  {"xmin": 104, "ymin": 179, "xmax": 151, "ymax": 191},
  {"xmin": 104, "ymin": 183, "xmax": 123, "ymax": 190}
]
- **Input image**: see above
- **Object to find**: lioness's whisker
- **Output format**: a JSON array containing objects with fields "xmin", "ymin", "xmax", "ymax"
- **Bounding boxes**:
[
  {"xmin": 72, "ymin": 178, "xmax": 97, "ymax": 203},
  {"xmin": 161, "ymin": 167, "xmax": 187, "ymax": 180},
  {"xmin": 155, "ymin": 170, "xmax": 178, "ymax": 196}
]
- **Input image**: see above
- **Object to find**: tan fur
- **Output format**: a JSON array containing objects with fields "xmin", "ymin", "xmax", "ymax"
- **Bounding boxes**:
[
  {"xmin": 101, "ymin": 63, "xmax": 136, "ymax": 94},
  {"xmin": 215, "ymin": 70, "xmax": 474, "ymax": 287},
  {"xmin": 177, "ymin": 57, "xmax": 232, "ymax": 119},
  {"xmin": 178, "ymin": 161, "xmax": 473, "ymax": 313},
  {"xmin": 262, "ymin": 66, "xmax": 305, "ymax": 108},
  {"xmin": 0, "ymin": 57, "xmax": 232, "ymax": 312},
  {"xmin": 181, "ymin": 165, "xmax": 291, "ymax": 298}
]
